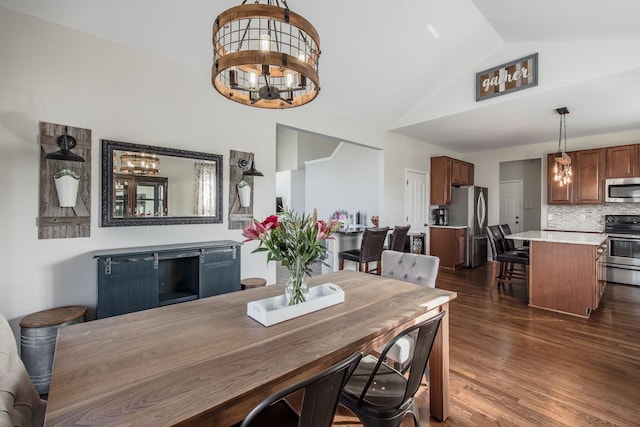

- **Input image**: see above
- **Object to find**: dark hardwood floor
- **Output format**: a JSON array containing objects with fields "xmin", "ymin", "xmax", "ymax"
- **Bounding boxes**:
[{"xmin": 332, "ymin": 264, "xmax": 640, "ymax": 426}]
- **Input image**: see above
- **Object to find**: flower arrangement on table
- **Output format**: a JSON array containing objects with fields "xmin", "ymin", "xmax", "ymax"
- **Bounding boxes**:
[{"xmin": 242, "ymin": 208, "xmax": 342, "ymax": 305}]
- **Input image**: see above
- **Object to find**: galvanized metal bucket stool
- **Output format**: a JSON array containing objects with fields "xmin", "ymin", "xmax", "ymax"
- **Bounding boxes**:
[
  {"xmin": 19, "ymin": 305, "xmax": 86, "ymax": 395},
  {"xmin": 241, "ymin": 277, "xmax": 267, "ymax": 290}
]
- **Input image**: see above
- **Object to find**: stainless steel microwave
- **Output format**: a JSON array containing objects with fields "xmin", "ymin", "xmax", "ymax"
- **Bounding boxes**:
[{"xmin": 605, "ymin": 177, "xmax": 640, "ymax": 203}]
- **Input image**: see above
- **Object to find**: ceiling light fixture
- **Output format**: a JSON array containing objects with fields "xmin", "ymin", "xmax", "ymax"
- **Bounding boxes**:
[
  {"xmin": 120, "ymin": 152, "xmax": 160, "ymax": 176},
  {"xmin": 553, "ymin": 107, "xmax": 572, "ymax": 186},
  {"xmin": 212, "ymin": 0, "xmax": 321, "ymax": 109}
]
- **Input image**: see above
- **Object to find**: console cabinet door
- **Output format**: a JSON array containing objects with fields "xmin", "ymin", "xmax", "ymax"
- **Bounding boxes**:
[
  {"xmin": 97, "ymin": 255, "xmax": 159, "ymax": 319},
  {"xmin": 200, "ymin": 246, "xmax": 241, "ymax": 298}
]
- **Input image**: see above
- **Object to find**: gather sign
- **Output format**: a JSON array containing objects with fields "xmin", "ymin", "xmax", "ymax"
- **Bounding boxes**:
[{"xmin": 475, "ymin": 53, "xmax": 538, "ymax": 101}]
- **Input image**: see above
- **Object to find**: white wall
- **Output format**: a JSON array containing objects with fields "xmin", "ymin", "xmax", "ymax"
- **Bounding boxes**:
[
  {"xmin": 296, "ymin": 131, "xmax": 340, "ymax": 168},
  {"xmin": 275, "ymin": 169, "xmax": 305, "ymax": 214},
  {"xmin": 0, "ymin": 8, "xmax": 449, "ymax": 335},
  {"xmin": 305, "ymin": 143, "xmax": 381, "ymax": 223},
  {"xmin": 275, "ymin": 126, "xmax": 298, "ymax": 172}
]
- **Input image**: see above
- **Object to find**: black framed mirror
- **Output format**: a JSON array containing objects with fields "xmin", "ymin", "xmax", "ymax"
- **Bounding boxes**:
[{"xmin": 101, "ymin": 139, "xmax": 223, "ymax": 226}]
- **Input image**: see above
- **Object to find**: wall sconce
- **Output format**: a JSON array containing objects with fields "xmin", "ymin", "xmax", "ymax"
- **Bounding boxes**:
[
  {"xmin": 44, "ymin": 126, "xmax": 85, "ymax": 162},
  {"xmin": 237, "ymin": 158, "xmax": 264, "ymax": 208},
  {"xmin": 43, "ymin": 126, "xmax": 85, "ymax": 208}
]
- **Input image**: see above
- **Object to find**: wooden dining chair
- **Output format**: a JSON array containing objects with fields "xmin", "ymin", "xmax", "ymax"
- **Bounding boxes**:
[
  {"xmin": 339, "ymin": 311, "xmax": 446, "ymax": 427},
  {"xmin": 338, "ymin": 227, "xmax": 389, "ymax": 275},
  {"xmin": 238, "ymin": 351, "xmax": 362, "ymax": 427},
  {"xmin": 0, "ymin": 313, "xmax": 47, "ymax": 427}
]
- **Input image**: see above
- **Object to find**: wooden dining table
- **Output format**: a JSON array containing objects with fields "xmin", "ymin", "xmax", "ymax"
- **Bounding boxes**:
[{"xmin": 44, "ymin": 270, "xmax": 456, "ymax": 426}]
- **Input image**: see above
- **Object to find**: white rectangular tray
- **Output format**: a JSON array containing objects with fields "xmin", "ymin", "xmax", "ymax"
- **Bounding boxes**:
[{"xmin": 247, "ymin": 283, "xmax": 345, "ymax": 326}]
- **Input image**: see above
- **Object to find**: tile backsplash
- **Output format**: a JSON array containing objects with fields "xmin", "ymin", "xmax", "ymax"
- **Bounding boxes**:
[{"xmin": 547, "ymin": 204, "xmax": 640, "ymax": 232}]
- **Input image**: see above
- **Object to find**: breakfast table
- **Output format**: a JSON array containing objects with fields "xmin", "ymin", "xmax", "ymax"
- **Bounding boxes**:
[{"xmin": 44, "ymin": 270, "xmax": 456, "ymax": 426}]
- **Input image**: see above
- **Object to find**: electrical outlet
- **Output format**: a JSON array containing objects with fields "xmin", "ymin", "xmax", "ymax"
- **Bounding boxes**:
[
  {"xmin": 547, "ymin": 213, "xmax": 553, "ymax": 221},
  {"xmin": 579, "ymin": 214, "xmax": 586, "ymax": 221}
]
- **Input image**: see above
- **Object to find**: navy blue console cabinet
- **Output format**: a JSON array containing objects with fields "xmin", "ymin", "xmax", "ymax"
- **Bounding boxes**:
[{"xmin": 94, "ymin": 241, "xmax": 241, "ymax": 319}]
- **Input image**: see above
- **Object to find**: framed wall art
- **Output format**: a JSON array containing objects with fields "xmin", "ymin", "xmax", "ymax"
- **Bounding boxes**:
[{"xmin": 476, "ymin": 53, "xmax": 538, "ymax": 101}]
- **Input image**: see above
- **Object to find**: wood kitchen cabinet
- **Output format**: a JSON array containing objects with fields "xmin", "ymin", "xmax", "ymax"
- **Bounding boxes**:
[
  {"xmin": 606, "ymin": 144, "xmax": 639, "ymax": 178},
  {"xmin": 430, "ymin": 157, "xmax": 452, "ymax": 205},
  {"xmin": 95, "ymin": 241, "xmax": 241, "ymax": 319},
  {"xmin": 547, "ymin": 152, "xmax": 573, "ymax": 204},
  {"xmin": 547, "ymin": 148, "xmax": 605, "ymax": 204},
  {"xmin": 574, "ymin": 148, "xmax": 606, "ymax": 204},
  {"xmin": 430, "ymin": 226, "xmax": 466, "ymax": 269},
  {"xmin": 528, "ymin": 239, "xmax": 606, "ymax": 317},
  {"xmin": 430, "ymin": 156, "xmax": 474, "ymax": 205}
]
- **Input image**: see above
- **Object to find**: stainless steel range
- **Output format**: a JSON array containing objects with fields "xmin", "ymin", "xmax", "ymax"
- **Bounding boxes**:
[{"xmin": 604, "ymin": 214, "xmax": 640, "ymax": 286}]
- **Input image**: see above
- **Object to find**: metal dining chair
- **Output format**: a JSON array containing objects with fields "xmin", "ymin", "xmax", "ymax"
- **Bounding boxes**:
[
  {"xmin": 380, "ymin": 250, "xmax": 440, "ymax": 372},
  {"xmin": 339, "ymin": 311, "xmax": 446, "ymax": 427},
  {"xmin": 338, "ymin": 227, "xmax": 390, "ymax": 275},
  {"xmin": 238, "ymin": 351, "xmax": 362, "ymax": 427}
]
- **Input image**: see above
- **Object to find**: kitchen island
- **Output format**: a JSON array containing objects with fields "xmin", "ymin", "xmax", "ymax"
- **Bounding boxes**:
[{"xmin": 508, "ymin": 231, "xmax": 607, "ymax": 318}]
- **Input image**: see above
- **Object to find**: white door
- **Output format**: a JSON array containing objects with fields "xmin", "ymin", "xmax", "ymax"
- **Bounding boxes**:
[
  {"xmin": 499, "ymin": 180, "xmax": 523, "ymax": 233},
  {"xmin": 405, "ymin": 170, "xmax": 428, "ymax": 231}
]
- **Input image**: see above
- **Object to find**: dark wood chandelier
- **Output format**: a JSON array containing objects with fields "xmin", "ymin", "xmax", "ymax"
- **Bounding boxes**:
[{"xmin": 212, "ymin": 0, "xmax": 321, "ymax": 109}]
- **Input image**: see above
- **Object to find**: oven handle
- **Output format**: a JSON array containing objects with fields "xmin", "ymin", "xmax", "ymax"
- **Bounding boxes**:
[{"xmin": 603, "ymin": 262, "xmax": 640, "ymax": 272}]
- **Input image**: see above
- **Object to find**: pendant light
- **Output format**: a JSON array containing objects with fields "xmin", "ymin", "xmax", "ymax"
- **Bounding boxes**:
[{"xmin": 553, "ymin": 107, "xmax": 572, "ymax": 186}]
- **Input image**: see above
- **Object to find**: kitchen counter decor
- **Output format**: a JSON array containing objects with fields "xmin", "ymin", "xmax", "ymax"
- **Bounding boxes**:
[{"xmin": 242, "ymin": 208, "xmax": 341, "ymax": 305}]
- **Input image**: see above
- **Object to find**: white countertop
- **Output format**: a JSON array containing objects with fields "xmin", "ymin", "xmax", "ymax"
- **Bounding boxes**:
[
  {"xmin": 430, "ymin": 225, "xmax": 467, "ymax": 229},
  {"xmin": 508, "ymin": 230, "xmax": 607, "ymax": 246}
]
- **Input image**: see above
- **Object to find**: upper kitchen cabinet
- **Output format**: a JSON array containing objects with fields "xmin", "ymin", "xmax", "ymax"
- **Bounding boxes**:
[
  {"xmin": 574, "ymin": 148, "xmax": 606, "ymax": 204},
  {"xmin": 430, "ymin": 156, "xmax": 474, "ymax": 205},
  {"xmin": 431, "ymin": 157, "xmax": 452, "ymax": 205},
  {"xmin": 606, "ymin": 144, "xmax": 639, "ymax": 178},
  {"xmin": 452, "ymin": 159, "xmax": 474, "ymax": 186},
  {"xmin": 547, "ymin": 148, "xmax": 605, "ymax": 205},
  {"xmin": 547, "ymin": 153, "xmax": 573, "ymax": 204}
]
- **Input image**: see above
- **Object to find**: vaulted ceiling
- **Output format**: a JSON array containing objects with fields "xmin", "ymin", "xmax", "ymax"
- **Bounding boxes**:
[{"xmin": 2, "ymin": 0, "xmax": 640, "ymax": 153}]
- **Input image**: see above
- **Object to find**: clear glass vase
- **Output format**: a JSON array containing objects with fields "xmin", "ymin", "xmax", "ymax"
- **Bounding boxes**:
[{"xmin": 285, "ymin": 260, "xmax": 309, "ymax": 306}]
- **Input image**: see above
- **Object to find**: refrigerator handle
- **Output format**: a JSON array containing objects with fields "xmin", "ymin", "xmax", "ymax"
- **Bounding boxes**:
[{"xmin": 477, "ymin": 190, "xmax": 486, "ymax": 232}]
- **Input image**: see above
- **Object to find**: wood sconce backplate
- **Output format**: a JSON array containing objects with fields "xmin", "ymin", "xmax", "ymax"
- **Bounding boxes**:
[{"xmin": 37, "ymin": 121, "xmax": 91, "ymax": 239}]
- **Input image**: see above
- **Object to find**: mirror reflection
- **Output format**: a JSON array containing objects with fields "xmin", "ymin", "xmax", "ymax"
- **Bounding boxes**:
[{"xmin": 101, "ymin": 140, "xmax": 223, "ymax": 227}]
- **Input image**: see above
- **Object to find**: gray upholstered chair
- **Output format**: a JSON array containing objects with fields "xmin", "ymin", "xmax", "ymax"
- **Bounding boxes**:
[
  {"xmin": 0, "ymin": 313, "xmax": 47, "ymax": 427},
  {"xmin": 381, "ymin": 250, "xmax": 440, "ymax": 371},
  {"xmin": 382, "ymin": 250, "xmax": 439, "ymax": 287}
]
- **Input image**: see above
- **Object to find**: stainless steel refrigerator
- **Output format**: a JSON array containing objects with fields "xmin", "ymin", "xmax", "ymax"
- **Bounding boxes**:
[{"xmin": 448, "ymin": 186, "xmax": 488, "ymax": 267}]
